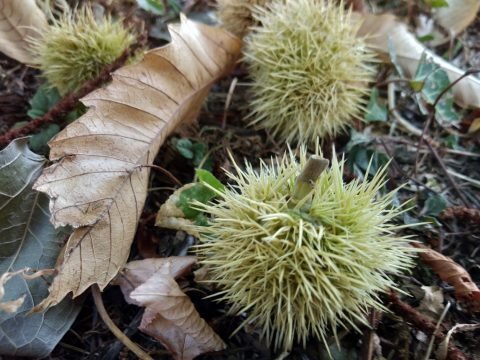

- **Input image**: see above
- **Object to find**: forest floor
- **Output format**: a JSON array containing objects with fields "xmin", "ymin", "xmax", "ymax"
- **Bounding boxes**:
[{"xmin": 1, "ymin": 0, "xmax": 479, "ymax": 359}]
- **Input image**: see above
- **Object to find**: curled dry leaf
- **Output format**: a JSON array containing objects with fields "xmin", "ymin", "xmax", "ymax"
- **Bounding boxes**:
[
  {"xmin": 155, "ymin": 183, "xmax": 198, "ymax": 236},
  {"xmin": 354, "ymin": 13, "xmax": 480, "ymax": 109},
  {"xmin": 115, "ymin": 257, "xmax": 225, "ymax": 360},
  {"xmin": 0, "ymin": 0, "xmax": 48, "ymax": 64},
  {"xmin": 434, "ymin": 0, "xmax": 480, "ymax": 37},
  {"xmin": 413, "ymin": 243, "xmax": 480, "ymax": 312},
  {"xmin": 32, "ymin": 15, "xmax": 242, "ymax": 312}
]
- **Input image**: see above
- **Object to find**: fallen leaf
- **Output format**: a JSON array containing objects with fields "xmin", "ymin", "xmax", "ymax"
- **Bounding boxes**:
[
  {"xmin": 155, "ymin": 183, "xmax": 198, "ymax": 234},
  {"xmin": 0, "ymin": 0, "xmax": 48, "ymax": 64},
  {"xmin": 0, "ymin": 138, "xmax": 80, "ymax": 357},
  {"xmin": 113, "ymin": 256, "xmax": 197, "ymax": 303},
  {"xmin": 116, "ymin": 257, "xmax": 225, "ymax": 360},
  {"xmin": 355, "ymin": 13, "xmax": 480, "ymax": 109},
  {"xmin": 468, "ymin": 118, "xmax": 480, "ymax": 133},
  {"xmin": 434, "ymin": 0, "xmax": 480, "ymax": 37},
  {"xmin": 32, "ymin": 15, "xmax": 241, "ymax": 312},
  {"xmin": 413, "ymin": 243, "xmax": 480, "ymax": 312},
  {"xmin": 417, "ymin": 285, "xmax": 445, "ymax": 320}
]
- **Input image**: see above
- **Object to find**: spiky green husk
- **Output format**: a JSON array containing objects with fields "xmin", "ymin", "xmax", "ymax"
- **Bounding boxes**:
[
  {"xmin": 244, "ymin": 0, "xmax": 375, "ymax": 144},
  {"xmin": 216, "ymin": 0, "xmax": 271, "ymax": 38},
  {"xmin": 31, "ymin": 7, "xmax": 134, "ymax": 95},
  {"xmin": 194, "ymin": 148, "xmax": 416, "ymax": 350}
]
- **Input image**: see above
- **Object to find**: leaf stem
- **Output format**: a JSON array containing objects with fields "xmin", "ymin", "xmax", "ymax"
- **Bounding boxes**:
[
  {"xmin": 289, "ymin": 155, "xmax": 329, "ymax": 207},
  {"xmin": 91, "ymin": 285, "xmax": 154, "ymax": 360}
]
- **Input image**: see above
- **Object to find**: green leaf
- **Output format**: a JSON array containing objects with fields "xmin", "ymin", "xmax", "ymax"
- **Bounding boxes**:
[
  {"xmin": 413, "ymin": 54, "xmax": 459, "ymax": 123},
  {"xmin": 425, "ymin": 0, "xmax": 449, "ymax": 7},
  {"xmin": 27, "ymin": 84, "xmax": 61, "ymax": 119},
  {"xmin": 28, "ymin": 124, "xmax": 60, "ymax": 154},
  {"xmin": 365, "ymin": 88, "xmax": 388, "ymax": 122},
  {"xmin": 424, "ymin": 194, "xmax": 448, "ymax": 217},
  {"xmin": 175, "ymin": 138, "xmax": 194, "ymax": 159},
  {"xmin": 177, "ymin": 183, "xmax": 217, "ymax": 220},
  {"xmin": 0, "ymin": 138, "xmax": 80, "ymax": 357},
  {"xmin": 137, "ymin": 0, "xmax": 165, "ymax": 15},
  {"xmin": 196, "ymin": 169, "xmax": 224, "ymax": 192}
]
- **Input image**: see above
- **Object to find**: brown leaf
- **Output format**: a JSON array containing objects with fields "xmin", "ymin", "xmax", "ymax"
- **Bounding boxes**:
[
  {"xmin": 114, "ymin": 256, "xmax": 197, "ymax": 304},
  {"xmin": 32, "ymin": 15, "xmax": 242, "ymax": 312},
  {"xmin": 117, "ymin": 257, "xmax": 226, "ymax": 360},
  {"xmin": 414, "ymin": 243, "xmax": 480, "ymax": 312},
  {"xmin": 434, "ymin": 0, "xmax": 480, "ymax": 37},
  {"xmin": 0, "ymin": 0, "xmax": 48, "ymax": 64},
  {"xmin": 354, "ymin": 13, "xmax": 480, "ymax": 109}
]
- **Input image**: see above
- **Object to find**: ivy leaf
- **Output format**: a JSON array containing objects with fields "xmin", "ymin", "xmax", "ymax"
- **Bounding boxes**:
[
  {"xmin": 27, "ymin": 84, "xmax": 61, "ymax": 119},
  {"xmin": 176, "ymin": 170, "xmax": 223, "ymax": 221},
  {"xmin": 365, "ymin": 88, "xmax": 388, "ymax": 122},
  {"xmin": 0, "ymin": 138, "xmax": 80, "ymax": 357},
  {"xmin": 413, "ymin": 54, "xmax": 460, "ymax": 123},
  {"xmin": 424, "ymin": 194, "xmax": 448, "ymax": 217}
]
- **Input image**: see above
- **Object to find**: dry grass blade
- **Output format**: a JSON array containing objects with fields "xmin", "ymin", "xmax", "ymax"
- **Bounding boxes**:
[
  {"xmin": 0, "ymin": 0, "xmax": 48, "ymax": 64},
  {"xmin": 32, "ymin": 15, "xmax": 241, "ymax": 312}
]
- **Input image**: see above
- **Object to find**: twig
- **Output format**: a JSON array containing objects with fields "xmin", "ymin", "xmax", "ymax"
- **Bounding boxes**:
[
  {"xmin": 138, "ymin": 164, "xmax": 183, "ymax": 187},
  {"xmin": 424, "ymin": 141, "xmax": 469, "ymax": 206},
  {"xmin": 222, "ymin": 77, "xmax": 238, "ymax": 129},
  {"xmin": 91, "ymin": 285, "xmax": 154, "ymax": 360},
  {"xmin": 388, "ymin": 292, "xmax": 468, "ymax": 360},
  {"xmin": 0, "ymin": 33, "xmax": 147, "ymax": 148},
  {"xmin": 414, "ymin": 68, "xmax": 480, "ymax": 176}
]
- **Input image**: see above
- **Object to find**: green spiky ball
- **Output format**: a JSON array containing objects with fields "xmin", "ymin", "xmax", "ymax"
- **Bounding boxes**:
[
  {"xmin": 194, "ymin": 148, "xmax": 416, "ymax": 350},
  {"xmin": 244, "ymin": 0, "xmax": 375, "ymax": 144},
  {"xmin": 31, "ymin": 7, "xmax": 134, "ymax": 95}
]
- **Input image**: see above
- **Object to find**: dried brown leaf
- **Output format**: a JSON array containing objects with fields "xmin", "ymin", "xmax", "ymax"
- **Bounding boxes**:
[
  {"xmin": 355, "ymin": 13, "xmax": 480, "ymax": 108},
  {"xmin": 414, "ymin": 243, "xmax": 480, "ymax": 312},
  {"xmin": 32, "ymin": 15, "xmax": 241, "ymax": 312},
  {"xmin": 434, "ymin": 0, "xmax": 480, "ymax": 36},
  {"xmin": 116, "ymin": 257, "xmax": 225, "ymax": 360},
  {"xmin": 114, "ymin": 256, "xmax": 197, "ymax": 304},
  {"xmin": 0, "ymin": 0, "xmax": 47, "ymax": 64}
]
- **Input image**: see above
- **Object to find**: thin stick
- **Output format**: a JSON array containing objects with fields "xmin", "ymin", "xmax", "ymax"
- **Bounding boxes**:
[
  {"xmin": 413, "ymin": 68, "xmax": 480, "ymax": 176},
  {"xmin": 425, "ymin": 141, "xmax": 469, "ymax": 206},
  {"xmin": 91, "ymin": 285, "xmax": 154, "ymax": 360},
  {"xmin": 138, "ymin": 164, "xmax": 182, "ymax": 186}
]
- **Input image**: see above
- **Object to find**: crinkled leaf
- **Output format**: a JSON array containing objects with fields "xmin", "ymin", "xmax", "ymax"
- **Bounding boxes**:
[
  {"xmin": 0, "ymin": 138, "xmax": 80, "ymax": 357},
  {"xmin": 0, "ymin": 0, "xmax": 48, "ymax": 64},
  {"xmin": 32, "ymin": 16, "xmax": 241, "ymax": 311},
  {"xmin": 365, "ymin": 88, "xmax": 388, "ymax": 122},
  {"xmin": 414, "ymin": 243, "xmax": 480, "ymax": 312},
  {"xmin": 116, "ymin": 257, "xmax": 225, "ymax": 360}
]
